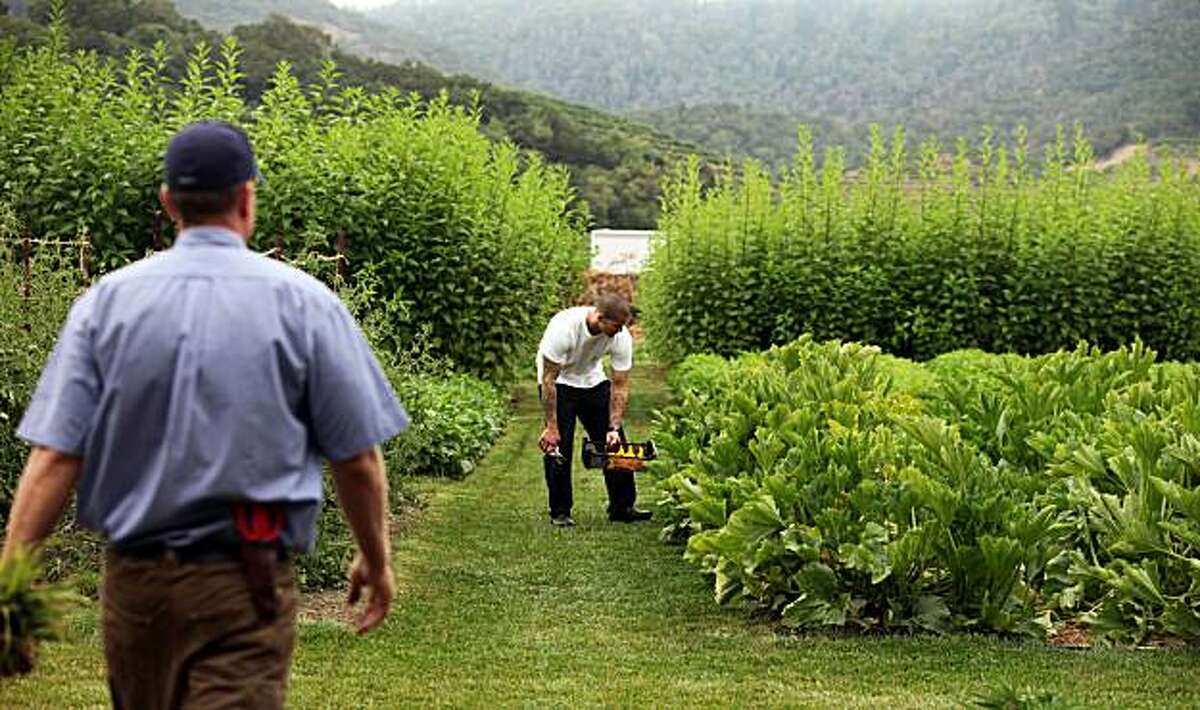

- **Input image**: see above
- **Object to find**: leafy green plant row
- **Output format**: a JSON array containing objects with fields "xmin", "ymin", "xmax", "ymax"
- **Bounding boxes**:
[
  {"xmin": 650, "ymin": 336, "xmax": 1200, "ymax": 644},
  {"xmin": 640, "ymin": 125, "xmax": 1200, "ymax": 363},
  {"xmin": 0, "ymin": 19, "xmax": 589, "ymax": 382}
]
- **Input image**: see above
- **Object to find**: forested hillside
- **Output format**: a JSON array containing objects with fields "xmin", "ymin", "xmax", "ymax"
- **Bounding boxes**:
[
  {"xmin": 373, "ymin": 0, "xmax": 1200, "ymax": 166},
  {"xmin": 172, "ymin": 0, "xmax": 476, "ymax": 73},
  {"xmin": 1, "ymin": 1, "xmax": 707, "ymax": 227}
]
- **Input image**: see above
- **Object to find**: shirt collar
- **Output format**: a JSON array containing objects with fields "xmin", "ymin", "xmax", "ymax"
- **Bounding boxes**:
[
  {"xmin": 581, "ymin": 311, "xmax": 605, "ymax": 340},
  {"xmin": 175, "ymin": 226, "xmax": 247, "ymax": 249}
]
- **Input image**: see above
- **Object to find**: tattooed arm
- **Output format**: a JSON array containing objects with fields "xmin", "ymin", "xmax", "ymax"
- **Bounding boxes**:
[
  {"xmin": 608, "ymin": 369, "xmax": 630, "ymax": 445},
  {"xmin": 539, "ymin": 357, "xmax": 562, "ymax": 453}
]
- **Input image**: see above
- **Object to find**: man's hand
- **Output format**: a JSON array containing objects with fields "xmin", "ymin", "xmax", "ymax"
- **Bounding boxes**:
[
  {"xmin": 606, "ymin": 429, "xmax": 622, "ymax": 448},
  {"xmin": 330, "ymin": 447, "xmax": 393, "ymax": 635},
  {"xmin": 539, "ymin": 427, "xmax": 561, "ymax": 454},
  {"xmin": 346, "ymin": 552, "xmax": 394, "ymax": 635}
]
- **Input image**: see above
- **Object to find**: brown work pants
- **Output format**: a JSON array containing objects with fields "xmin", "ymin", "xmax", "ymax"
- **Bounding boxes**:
[{"xmin": 103, "ymin": 548, "xmax": 297, "ymax": 710}]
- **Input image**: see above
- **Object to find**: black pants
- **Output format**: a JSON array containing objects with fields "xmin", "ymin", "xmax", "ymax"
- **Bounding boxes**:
[{"xmin": 542, "ymin": 380, "xmax": 637, "ymax": 518}]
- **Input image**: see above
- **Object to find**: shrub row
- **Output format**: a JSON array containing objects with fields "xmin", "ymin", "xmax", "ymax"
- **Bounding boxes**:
[
  {"xmin": 640, "ymin": 125, "xmax": 1200, "ymax": 363},
  {"xmin": 0, "ymin": 30, "xmax": 589, "ymax": 382},
  {"xmin": 650, "ymin": 336, "xmax": 1200, "ymax": 643}
]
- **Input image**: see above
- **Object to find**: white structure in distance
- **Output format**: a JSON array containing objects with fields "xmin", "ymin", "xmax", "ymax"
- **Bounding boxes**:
[{"xmin": 590, "ymin": 229, "xmax": 655, "ymax": 274}]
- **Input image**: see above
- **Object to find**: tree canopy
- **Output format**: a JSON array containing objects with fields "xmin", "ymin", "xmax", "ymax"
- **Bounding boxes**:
[{"xmin": 374, "ymin": 0, "xmax": 1200, "ymax": 165}]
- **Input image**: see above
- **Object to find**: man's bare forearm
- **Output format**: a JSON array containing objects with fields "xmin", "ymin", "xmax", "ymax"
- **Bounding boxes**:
[
  {"xmin": 609, "ymin": 372, "xmax": 630, "ymax": 430},
  {"xmin": 541, "ymin": 358, "xmax": 561, "ymax": 430},
  {"xmin": 330, "ymin": 446, "xmax": 391, "ymax": 572},
  {"xmin": 3, "ymin": 447, "xmax": 83, "ymax": 560}
]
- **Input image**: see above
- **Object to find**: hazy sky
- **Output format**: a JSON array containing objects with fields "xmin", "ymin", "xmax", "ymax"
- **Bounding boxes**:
[{"xmin": 329, "ymin": 0, "xmax": 394, "ymax": 9}]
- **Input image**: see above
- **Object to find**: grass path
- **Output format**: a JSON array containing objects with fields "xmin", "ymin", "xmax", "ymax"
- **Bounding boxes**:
[{"xmin": 3, "ymin": 365, "xmax": 1198, "ymax": 707}]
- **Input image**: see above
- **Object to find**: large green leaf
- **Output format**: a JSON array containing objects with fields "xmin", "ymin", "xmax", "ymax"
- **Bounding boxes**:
[
  {"xmin": 720, "ymin": 496, "xmax": 785, "ymax": 550},
  {"xmin": 838, "ymin": 522, "xmax": 892, "ymax": 585}
]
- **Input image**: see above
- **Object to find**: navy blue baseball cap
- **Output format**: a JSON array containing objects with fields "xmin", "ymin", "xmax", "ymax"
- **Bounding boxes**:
[{"xmin": 164, "ymin": 120, "xmax": 261, "ymax": 192}]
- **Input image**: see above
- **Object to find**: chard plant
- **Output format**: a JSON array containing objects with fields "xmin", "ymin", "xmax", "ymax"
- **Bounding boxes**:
[{"xmin": 652, "ymin": 337, "xmax": 1200, "ymax": 643}]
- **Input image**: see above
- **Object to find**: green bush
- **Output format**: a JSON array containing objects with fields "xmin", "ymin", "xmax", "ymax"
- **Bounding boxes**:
[
  {"xmin": 928, "ymin": 342, "xmax": 1200, "ymax": 644},
  {"xmin": 339, "ymin": 259, "xmax": 509, "ymax": 482},
  {"xmin": 0, "ymin": 29, "xmax": 589, "ymax": 382},
  {"xmin": 294, "ymin": 369, "xmax": 505, "ymax": 590},
  {"xmin": 391, "ymin": 372, "xmax": 507, "ymax": 479},
  {"xmin": 641, "ymin": 125, "xmax": 1200, "ymax": 363},
  {"xmin": 294, "ymin": 481, "xmax": 356, "ymax": 592},
  {"xmin": 651, "ymin": 337, "xmax": 1200, "ymax": 643},
  {"xmin": 0, "ymin": 208, "xmax": 84, "ymax": 521}
]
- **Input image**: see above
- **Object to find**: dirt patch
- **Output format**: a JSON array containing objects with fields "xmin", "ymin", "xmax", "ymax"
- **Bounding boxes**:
[
  {"xmin": 298, "ymin": 501, "xmax": 424, "ymax": 625},
  {"xmin": 1094, "ymin": 143, "xmax": 1143, "ymax": 172},
  {"xmin": 1049, "ymin": 623, "xmax": 1091, "ymax": 649},
  {"xmin": 298, "ymin": 589, "xmax": 357, "ymax": 626},
  {"xmin": 1093, "ymin": 143, "xmax": 1199, "ymax": 176},
  {"xmin": 1137, "ymin": 634, "xmax": 1190, "ymax": 650},
  {"xmin": 1045, "ymin": 624, "xmax": 1190, "ymax": 650}
]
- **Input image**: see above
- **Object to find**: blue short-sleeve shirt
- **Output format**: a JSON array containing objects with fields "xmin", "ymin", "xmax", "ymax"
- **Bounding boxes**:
[{"xmin": 17, "ymin": 226, "xmax": 409, "ymax": 552}]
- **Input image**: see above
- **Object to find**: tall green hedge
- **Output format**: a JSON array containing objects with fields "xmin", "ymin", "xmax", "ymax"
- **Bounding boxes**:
[
  {"xmin": 0, "ymin": 195, "xmax": 86, "ymax": 511},
  {"xmin": 0, "ymin": 28, "xmax": 589, "ymax": 381},
  {"xmin": 641, "ymin": 125, "xmax": 1200, "ymax": 363},
  {"xmin": 0, "ymin": 21, "xmax": 567, "ymax": 588}
]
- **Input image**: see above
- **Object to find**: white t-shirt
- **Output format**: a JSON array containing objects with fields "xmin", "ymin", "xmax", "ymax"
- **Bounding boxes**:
[{"xmin": 536, "ymin": 306, "xmax": 633, "ymax": 389}]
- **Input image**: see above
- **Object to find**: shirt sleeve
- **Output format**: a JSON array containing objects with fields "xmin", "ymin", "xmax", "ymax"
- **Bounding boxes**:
[
  {"xmin": 610, "ymin": 330, "xmax": 634, "ymax": 372},
  {"xmin": 307, "ymin": 300, "xmax": 409, "ymax": 462},
  {"xmin": 541, "ymin": 320, "xmax": 572, "ymax": 366},
  {"xmin": 17, "ymin": 289, "xmax": 102, "ymax": 456}
]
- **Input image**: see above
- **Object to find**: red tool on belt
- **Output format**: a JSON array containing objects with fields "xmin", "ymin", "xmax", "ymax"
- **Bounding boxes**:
[
  {"xmin": 232, "ymin": 503, "xmax": 285, "ymax": 622},
  {"xmin": 233, "ymin": 503, "xmax": 284, "ymax": 544}
]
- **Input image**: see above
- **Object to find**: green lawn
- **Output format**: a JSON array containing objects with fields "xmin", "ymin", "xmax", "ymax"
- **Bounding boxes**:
[{"xmin": 2, "ymin": 364, "xmax": 1197, "ymax": 708}]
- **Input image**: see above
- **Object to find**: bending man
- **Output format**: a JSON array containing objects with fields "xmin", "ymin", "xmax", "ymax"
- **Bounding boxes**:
[{"xmin": 537, "ymin": 294, "xmax": 651, "ymax": 527}]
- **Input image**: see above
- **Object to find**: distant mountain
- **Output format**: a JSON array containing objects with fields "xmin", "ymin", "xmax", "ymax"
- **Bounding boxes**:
[
  {"xmin": 372, "ymin": 0, "xmax": 1200, "ymax": 165},
  {"xmin": 9, "ymin": 0, "xmax": 472, "ymax": 71},
  {"xmin": 173, "ymin": 0, "xmax": 480, "ymax": 75}
]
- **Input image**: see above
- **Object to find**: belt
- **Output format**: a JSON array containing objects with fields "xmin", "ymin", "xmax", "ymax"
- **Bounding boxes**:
[{"xmin": 113, "ymin": 542, "xmax": 286, "ymax": 564}]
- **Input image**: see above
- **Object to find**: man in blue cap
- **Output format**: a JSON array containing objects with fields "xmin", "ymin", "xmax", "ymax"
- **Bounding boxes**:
[{"xmin": 2, "ymin": 120, "xmax": 409, "ymax": 708}]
